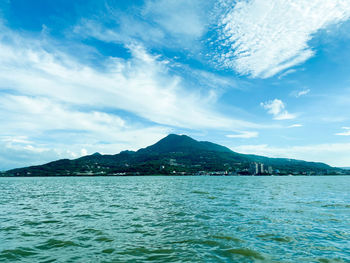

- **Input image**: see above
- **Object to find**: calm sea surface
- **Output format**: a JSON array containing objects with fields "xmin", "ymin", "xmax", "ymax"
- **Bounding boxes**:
[{"xmin": 0, "ymin": 176, "xmax": 349, "ymax": 263}]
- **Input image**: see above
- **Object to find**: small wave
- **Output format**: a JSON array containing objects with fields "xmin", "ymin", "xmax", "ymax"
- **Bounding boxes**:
[
  {"xmin": 0, "ymin": 247, "xmax": 37, "ymax": 260},
  {"xmin": 257, "ymin": 234, "xmax": 293, "ymax": 243},
  {"xmin": 212, "ymin": 235, "xmax": 242, "ymax": 243},
  {"xmin": 172, "ymin": 239, "xmax": 220, "ymax": 247},
  {"xmin": 271, "ymin": 237, "xmax": 293, "ymax": 243},
  {"xmin": 21, "ymin": 232, "xmax": 34, "ymax": 237},
  {"xmin": 0, "ymin": 226, "xmax": 18, "ymax": 232},
  {"xmin": 314, "ymin": 246, "xmax": 340, "ymax": 252},
  {"xmin": 79, "ymin": 228, "xmax": 104, "ymax": 236},
  {"xmin": 23, "ymin": 220, "xmax": 41, "ymax": 226},
  {"xmin": 41, "ymin": 220, "xmax": 61, "ymax": 224},
  {"xmin": 317, "ymin": 258, "xmax": 344, "ymax": 263},
  {"xmin": 191, "ymin": 190, "xmax": 209, "ymax": 195},
  {"xmin": 95, "ymin": 236, "xmax": 114, "ymax": 243},
  {"xmin": 73, "ymin": 214, "xmax": 95, "ymax": 219},
  {"xmin": 127, "ymin": 228, "xmax": 150, "ymax": 235},
  {"xmin": 194, "ymin": 214, "xmax": 211, "ymax": 220},
  {"xmin": 102, "ymin": 248, "xmax": 115, "ymax": 254},
  {"xmin": 322, "ymin": 204, "xmax": 350, "ymax": 208},
  {"xmin": 222, "ymin": 248, "xmax": 265, "ymax": 260},
  {"xmin": 117, "ymin": 247, "xmax": 150, "ymax": 256},
  {"xmin": 117, "ymin": 247, "xmax": 178, "ymax": 262},
  {"xmin": 36, "ymin": 239, "xmax": 80, "ymax": 250},
  {"xmin": 170, "ymin": 211, "xmax": 187, "ymax": 217},
  {"xmin": 131, "ymin": 223, "xmax": 144, "ymax": 228}
]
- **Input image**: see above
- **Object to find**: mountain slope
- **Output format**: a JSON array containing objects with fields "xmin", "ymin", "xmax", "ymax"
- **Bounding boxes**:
[{"xmin": 3, "ymin": 134, "xmax": 342, "ymax": 176}]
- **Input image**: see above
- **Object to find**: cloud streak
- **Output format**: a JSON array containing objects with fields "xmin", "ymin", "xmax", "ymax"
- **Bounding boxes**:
[
  {"xmin": 335, "ymin": 127, "xmax": 350, "ymax": 136},
  {"xmin": 226, "ymin": 131, "xmax": 258, "ymax": 139},
  {"xmin": 295, "ymin": 89, "xmax": 310, "ymax": 98},
  {"xmin": 288, "ymin": 124, "xmax": 303, "ymax": 128}
]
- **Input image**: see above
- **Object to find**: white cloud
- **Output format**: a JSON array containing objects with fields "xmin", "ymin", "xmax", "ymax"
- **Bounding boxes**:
[
  {"xmin": 74, "ymin": 0, "xmax": 212, "ymax": 51},
  {"xmin": 0, "ymin": 141, "xmax": 74, "ymax": 171},
  {"xmin": 261, "ymin": 99, "xmax": 296, "ymax": 120},
  {"xmin": 288, "ymin": 124, "xmax": 303, "ymax": 128},
  {"xmin": 293, "ymin": 89, "xmax": 311, "ymax": 98},
  {"xmin": 80, "ymin": 149, "xmax": 88, "ymax": 156},
  {"xmin": 226, "ymin": 131, "xmax": 258, "ymax": 139},
  {"xmin": 0, "ymin": 22, "xmax": 262, "ymax": 169},
  {"xmin": 1, "ymin": 136, "xmax": 33, "ymax": 144},
  {"xmin": 335, "ymin": 127, "xmax": 350, "ymax": 136},
  {"xmin": 0, "ymin": 95, "xmax": 125, "ymax": 134},
  {"xmin": 0, "ymin": 93, "xmax": 171, "ymax": 153},
  {"xmin": 143, "ymin": 0, "xmax": 208, "ymax": 38},
  {"xmin": 297, "ymin": 89, "xmax": 310, "ymax": 97},
  {"xmin": 216, "ymin": 0, "xmax": 350, "ymax": 78},
  {"xmin": 0, "ymin": 24, "xmax": 256, "ymax": 131},
  {"xmin": 233, "ymin": 143, "xmax": 350, "ymax": 167}
]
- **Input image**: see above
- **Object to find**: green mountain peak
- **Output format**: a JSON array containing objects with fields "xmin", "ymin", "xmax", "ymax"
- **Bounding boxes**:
[{"xmin": 138, "ymin": 134, "xmax": 232, "ymax": 154}]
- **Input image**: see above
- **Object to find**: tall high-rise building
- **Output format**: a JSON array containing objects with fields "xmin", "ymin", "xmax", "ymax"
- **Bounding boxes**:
[{"xmin": 260, "ymin": 163, "xmax": 264, "ymax": 174}]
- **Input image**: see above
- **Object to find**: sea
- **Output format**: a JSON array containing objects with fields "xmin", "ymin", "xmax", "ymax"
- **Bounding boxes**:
[{"xmin": 0, "ymin": 176, "xmax": 349, "ymax": 262}]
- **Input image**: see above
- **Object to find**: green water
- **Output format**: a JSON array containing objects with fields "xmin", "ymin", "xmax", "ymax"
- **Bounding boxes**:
[{"xmin": 0, "ymin": 176, "xmax": 349, "ymax": 262}]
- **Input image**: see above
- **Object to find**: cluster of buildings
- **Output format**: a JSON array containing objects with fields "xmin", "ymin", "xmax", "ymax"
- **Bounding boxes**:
[{"xmin": 250, "ymin": 163, "xmax": 274, "ymax": 175}]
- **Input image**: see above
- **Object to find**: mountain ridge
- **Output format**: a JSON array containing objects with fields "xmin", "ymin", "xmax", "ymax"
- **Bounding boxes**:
[{"xmin": 2, "ymin": 134, "xmax": 345, "ymax": 176}]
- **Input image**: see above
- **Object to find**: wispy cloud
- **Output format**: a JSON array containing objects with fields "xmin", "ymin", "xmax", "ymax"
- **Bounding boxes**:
[
  {"xmin": 261, "ymin": 99, "xmax": 296, "ymax": 120},
  {"xmin": 335, "ymin": 127, "xmax": 350, "ymax": 136},
  {"xmin": 143, "ymin": 0, "xmax": 208, "ymax": 38},
  {"xmin": 215, "ymin": 0, "xmax": 350, "ymax": 78},
  {"xmin": 226, "ymin": 131, "xmax": 258, "ymax": 139},
  {"xmin": 0, "ymin": 24, "xmax": 256, "ymax": 130}
]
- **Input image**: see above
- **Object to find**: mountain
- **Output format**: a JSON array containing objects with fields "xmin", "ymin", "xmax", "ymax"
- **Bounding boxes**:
[
  {"xmin": 3, "ymin": 134, "xmax": 344, "ymax": 176},
  {"xmin": 138, "ymin": 134, "xmax": 233, "ymax": 154}
]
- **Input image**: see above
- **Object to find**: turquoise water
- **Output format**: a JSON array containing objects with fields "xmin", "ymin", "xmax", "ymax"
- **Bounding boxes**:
[{"xmin": 0, "ymin": 176, "xmax": 349, "ymax": 262}]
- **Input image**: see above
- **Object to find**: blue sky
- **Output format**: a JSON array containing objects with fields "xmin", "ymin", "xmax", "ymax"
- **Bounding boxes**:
[{"xmin": 1, "ymin": 0, "xmax": 350, "ymax": 170}]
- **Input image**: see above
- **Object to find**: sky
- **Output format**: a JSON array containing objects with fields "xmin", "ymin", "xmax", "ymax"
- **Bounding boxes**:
[{"xmin": 1, "ymin": 0, "xmax": 350, "ymax": 170}]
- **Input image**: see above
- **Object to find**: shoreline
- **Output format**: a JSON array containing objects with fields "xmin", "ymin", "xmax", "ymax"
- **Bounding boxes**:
[{"xmin": 1, "ymin": 174, "xmax": 350, "ymax": 178}]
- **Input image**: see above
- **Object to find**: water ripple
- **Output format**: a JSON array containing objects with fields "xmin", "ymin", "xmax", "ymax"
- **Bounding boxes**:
[{"xmin": 0, "ymin": 176, "xmax": 349, "ymax": 262}]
